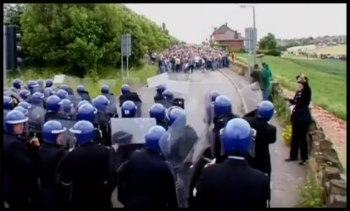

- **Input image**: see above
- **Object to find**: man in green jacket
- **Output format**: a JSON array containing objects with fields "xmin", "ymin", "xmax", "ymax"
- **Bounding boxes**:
[{"xmin": 261, "ymin": 62, "xmax": 273, "ymax": 101}]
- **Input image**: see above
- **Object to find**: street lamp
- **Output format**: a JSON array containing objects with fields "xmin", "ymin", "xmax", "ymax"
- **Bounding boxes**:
[{"xmin": 240, "ymin": 4, "xmax": 257, "ymax": 65}]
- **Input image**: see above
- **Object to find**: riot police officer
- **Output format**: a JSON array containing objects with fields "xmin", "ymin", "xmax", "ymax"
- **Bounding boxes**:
[
  {"xmin": 57, "ymin": 120, "xmax": 115, "ymax": 209},
  {"xmin": 154, "ymin": 84, "xmax": 166, "ymax": 102},
  {"xmin": 45, "ymin": 79, "xmax": 53, "ymax": 88},
  {"xmin": 13, "ymin": 78, "xmax": 23, "ymax": 90},
  {"xmin": 60, "ymin": 99, "xmax": 74, "ymax": 118},
  {"xmin": 32, "ymin": 91, "xmax": 45, "ymax": 107},
  {"xmin": 19, "ymin": 89, "xmax": 31, "ymax": 102},
  {"xmin": 92, "ymin": 95, "xmax": 110, "ymax": 112},
  {"xmin": 101, "ymin": 85, "xmax": 110, "ymax": 95},
  {"xmin": 3, "ymin": 110, "xmax": 40, "ymax": 208},
  {"xmin": 45, "ymin": 95, "xmax": 62, "ymax": 120},
  {"xmin": 162, "ymin": 89, "xmax": 174, "ymax": 102},
  {"xmin": 27, "ymin": 81, "xmax": 39, "ymax": 95},
  {"xmin": 149, "ymin": 103, "xmax": 168, "ymax": 129},
  {"xmin": 117, "ymin": 126, "xmax": 178, "ymax": 208},
  {"xmin": 43, "ymin": 87, "xmax": 55, "ymax": 99},
  {"xmin": 212, "ymin": 95, "xmax": 240, "ymax": 163},
  {"xmin": 4, "ymin": 95, "xmax": 15, "ymax": 110},
  {"xmin": 119, "ymin": 84, "xmax": 142, "ymax": 107},
  {"xmin": 121, "ymin": 101, "xmax": 137, "ymax": 118},
  {"xmin": 14, "ymin": 106, "xmax": 29, "ymax": 116},
  {"xmin": 18, "ymin": 101, "xmax": 32, "ymax": 110},
  {"xmin": 243, "ymin": 100, "xmax": 276, "ymax": 178},
  {"xmin": 77, "ymin": 85, "xmax": 92, "ymax": 102},
  {"xmin": 92, "ymin": 95, "xmax": 110, "ymax": 145},
  {"xmin": 38, "ymin": 120, "xmax": 68, "ymax": 208},
  {"xmin": 191, "ymin": 118, "xmax": 271, "ymax": 209},
  {"xmin": 77, "ymin": 100, "xmax": 90, "ymax": 109},
  {"xmin": 56, "ymin": 89, "xmax": 68, "ymax": 100}
]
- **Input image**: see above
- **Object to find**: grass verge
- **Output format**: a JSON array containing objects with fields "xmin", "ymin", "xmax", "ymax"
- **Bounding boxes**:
[
  {"xmin": 7, "ymin": 64, "xmax": 157, "ymax": 98},
  {"xmin": 236, "ymin": 53, "xmax": 346, "ymax": 121}
]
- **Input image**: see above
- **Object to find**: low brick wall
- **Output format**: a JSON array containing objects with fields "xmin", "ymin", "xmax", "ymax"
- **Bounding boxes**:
[{"xmin": 271, "ymin": 82, "xmax": 347, "ymax": 208}]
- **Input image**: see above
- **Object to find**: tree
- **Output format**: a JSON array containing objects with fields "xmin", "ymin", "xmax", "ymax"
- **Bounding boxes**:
[
  {"xmin": 19, "ymin": 4, "xmax": 177, "ymax": 78},
  {"xmin": 259, "ymin": 33, "xmax": 277, "ymax": 50},
  {"xmin": 4, "ymin": 4, "xmax": 27, "ymax": 30}
]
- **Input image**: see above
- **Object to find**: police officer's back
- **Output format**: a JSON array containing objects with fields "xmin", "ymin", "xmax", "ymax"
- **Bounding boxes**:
[
  {"xmin": 58, "ymin": 120, "xmax": 114, "ymax": 209},
  {"xmin": 149, "ymin": 103, "xmax": 168, "ymax": 130},
  {"xmin": 119, "ymin": 84, "xmax": 142, "ymax": 107},
  {"xmin": 3, "ymin": 110, "xmax": 40, "ymax": 208},
  {"xmin": 191, "ymin": 118, "xmax": 270, "ymax": 209},
  {"xmin": 243, "ymin": 101, "xmax": 277, "ymax": 176},
  {"xmin": 38, "ymin": 121, "xmax": 68, "ymax": 208},
  {"xmin": 153, "ymin": 85, "xmax": 166, "ymax": 103},
  {"xmin": 117, "ymin": 126, "xmax": 178, "ymax": 209}
]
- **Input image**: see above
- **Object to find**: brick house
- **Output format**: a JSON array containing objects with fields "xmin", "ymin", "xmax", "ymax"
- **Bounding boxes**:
[{"xmin": 210, "ymin": 23, "xmax": 244, "ymax": 50}]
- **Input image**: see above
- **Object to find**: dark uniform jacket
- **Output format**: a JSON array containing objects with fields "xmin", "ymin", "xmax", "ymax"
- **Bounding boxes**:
[
  {"xmin": 244, "ymin": 117, "xmax": 277, "ymax": 174},
  {"xmin": 191, "ymin": 157, "xmax": 270, "ymax": 209},
  {"xmin": 289, "ymin": 81, "xmax": 312, "ymax": 124}
]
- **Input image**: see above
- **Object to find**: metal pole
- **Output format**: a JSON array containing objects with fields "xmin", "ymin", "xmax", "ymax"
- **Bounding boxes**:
[
  {"xmin": 121, "ymin": 54, "xmax": 124, "ymax": 78},
  {"xmin": 4, "ymin": 26, "xmax": 7, "ymax": 85},
  {"xmin": 252, "ymin": 6, "xmax": 257, "ymax": 65},
  {"xmin": 126, "ymin": 56, "xmax": 129, "ymax": 78}
]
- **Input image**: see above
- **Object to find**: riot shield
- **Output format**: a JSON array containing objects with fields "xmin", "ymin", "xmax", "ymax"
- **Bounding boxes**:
[
  {"xmin": 240, "ymin": 83, "xmax": 263, "ymax": 113},
  {"xmin": 135, "ymin": 101, "xmax": 143, "ymax": 117},
  {"xmin": 203, "ymin": 91, "xmax": 214, "ymax": 125},
  {"xmin": 46, "ymin": 117, "xmax": 76, "ymax": 148},
  {"xmin": 67, "ymin": 95, "xmax": 82, "ymax": 107},
  {"xmin": 147, "ymin": 73, "xmax": 169, "ymax": 88},
  {"xmin": 103, "ymin": 93, "xmax": 118, "ymax": 117},
  {"xmin": 159, "ymin": 114, "xmax": 196, "ymax": 208},
  {"xmin": 110, "ymin": 118, "xmax": 156, "ymax": 146},
  {"xmin": 27, "ymin": 105, "xmax": 46, "ymax": 134}
]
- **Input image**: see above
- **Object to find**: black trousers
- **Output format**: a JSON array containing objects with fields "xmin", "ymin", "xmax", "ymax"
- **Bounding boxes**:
[{"xmin": 289, "ymin": 121, "xmax": 311, "ymax": 161}]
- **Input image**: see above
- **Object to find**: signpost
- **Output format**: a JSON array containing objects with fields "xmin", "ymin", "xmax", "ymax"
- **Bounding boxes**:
[
  {"xmin": 4, "ymin": 26, "xmax": 7, "ymax": 84},
  {"xmin": 121, "ymin": 34, "xmax": 132, "ymax": 78}
]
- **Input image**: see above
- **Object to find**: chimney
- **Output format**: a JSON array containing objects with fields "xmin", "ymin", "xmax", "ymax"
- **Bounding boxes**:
[{"xmin": 225, "ymin": 22, "xmax": 227, "ymax": 26}]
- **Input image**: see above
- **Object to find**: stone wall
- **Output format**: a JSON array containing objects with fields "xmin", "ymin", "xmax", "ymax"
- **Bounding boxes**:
[{"xmin": 271, "ymin": 81, "xmax": 347, "ymax": 208}]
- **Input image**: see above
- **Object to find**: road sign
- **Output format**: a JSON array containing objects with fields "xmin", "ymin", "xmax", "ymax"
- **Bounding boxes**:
[
  {"xmin": 121, "ymin": 34, "xmax": 132, "ymax": 78},
  {"xmin": 121, "ymin": 34, "xmax": 131, "ymax": 57}
]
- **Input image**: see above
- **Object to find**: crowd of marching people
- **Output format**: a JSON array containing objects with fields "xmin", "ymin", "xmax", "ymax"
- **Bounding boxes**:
[
  {"xmin": 3, "ymin": 55, "xmax": 312, "ymax": 209},
  {"xmin": 148, "ymin": 44, "xmax": 231, "ymax": 73}
]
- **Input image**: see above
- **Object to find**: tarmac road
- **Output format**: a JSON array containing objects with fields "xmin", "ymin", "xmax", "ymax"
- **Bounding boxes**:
[{"xmin": 112, "ymin": 69, "xmax": 305, "ymax": 208}]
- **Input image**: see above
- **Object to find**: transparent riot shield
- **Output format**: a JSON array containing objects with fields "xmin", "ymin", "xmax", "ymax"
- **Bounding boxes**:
[
  {"xmin": 46, "ymin": 118, "xmax": 76, "ymax": 148},
  {"xmin": 110, "ymin": 118, "xmax": 156, "ymax": 169},
  {"xmin": 135, "ymin": 101, "xmax": 143, "ymax": 117},
  {"xmin": 147, "ymin": 73, "xmax": 169, "ymax": 88},
  {"xmin": 159, "ymin": 114, "xmax": 196, "ymax": 208},
  {"xmin": 102, "ymin": 93, "xmax": 118, "ymax": 117},
  {"xmin": 27, "ymin": 105, "xmax": 46, "ymax": 134},
  {"xmin": 203, "ymin": 91, "xmax": 214, "ymax": 126},
  {"xmin": 67, "ymin": 94, "xmax": 82, "ymax": 107},
  {"xmin": 240, "ymin": 83, "xmax": 263, "ymax": 113},
  {"xmin": 54, "ymin": 74, "xmax": 93, "ymax": 101},
  {"xmin": 110, "ymin": 118, "xmax": 156, "ymax": 146},
  {"xmin": 164, "ymin": 80, "xmax": 190, "ymax": 95}
]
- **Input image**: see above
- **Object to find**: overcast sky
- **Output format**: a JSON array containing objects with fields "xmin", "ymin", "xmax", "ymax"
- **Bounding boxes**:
[{"xmin": 125, "ymin": 3, "xmax": 347, "ymax": 44}]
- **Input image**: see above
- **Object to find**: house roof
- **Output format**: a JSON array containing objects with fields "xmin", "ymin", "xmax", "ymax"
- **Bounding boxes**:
[{"xmin": 212, "ymin": 24, "xmax": 235, "ymax": 35}]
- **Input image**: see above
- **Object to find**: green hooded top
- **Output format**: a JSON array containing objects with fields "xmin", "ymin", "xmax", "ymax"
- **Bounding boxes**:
[{"xmin": 262, "ymin": 64, "xmax": 272, "ymax": 90}]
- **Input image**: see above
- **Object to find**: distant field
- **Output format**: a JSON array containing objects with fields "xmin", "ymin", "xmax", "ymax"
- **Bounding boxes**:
[
  {"xmin": 237, "ymin": 53, "xmax": 346, "ymax": 120},
  {"xmin": 306, "ymin": 45, "xmax": 347, "ymax": 56}
]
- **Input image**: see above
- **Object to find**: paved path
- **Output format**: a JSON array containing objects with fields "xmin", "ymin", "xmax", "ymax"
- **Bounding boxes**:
[{"xmin": 112, "ymin": 69, "xmax": 305, "ymax": 208}]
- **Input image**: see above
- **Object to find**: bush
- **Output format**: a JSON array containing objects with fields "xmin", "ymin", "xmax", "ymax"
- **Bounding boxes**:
[{"xmin": 256, "ymin": 49, "xmax": 282, "ymax": 57}]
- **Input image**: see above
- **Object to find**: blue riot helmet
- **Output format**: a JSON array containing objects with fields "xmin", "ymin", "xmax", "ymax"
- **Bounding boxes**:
[
  {"xmin": 162, "ymin": 89, "xmax": 174, "ymax": 101},
  {"xmin": 31, "ymin": 91, "xmax": 44, "ymax": 105},
  {"xmin": 144, "ymin": 125, "xmax": 166, "ymax": 152},
  {"xmin": 77, "ymin": 85, "xmax": 85, "ymax": 93},
  {"xmin": 168, "ymin": 107, "xmax": 186, "ymax": 127},
  {"xmin": 60, "ymin": 84, "xmax": 69, "ymax": 92},
  {"xmin": 214, "ymin": 95, "xmax": 232, "ymax": 117},
  {"xmin": 5, "ymin": 110, "xmax": 28, "ymax": 134},
  {"xmin": 77, "ymin": 100, "xmax": 90, "ymax": 109},
  {"xmin": 121, "ymin": 84, "xmax": 131, "ymax": 94},
  {"xmin": 69, "ymin": 120, "xmax": 96, "ymax": 145},
  {"xmin": 42, "ymin": 120, "xmax": 66, "ymax": 144},
  {"xmin": 3, "ymin": 95, "xmax": 14, "ymax": 110},
  {"xmin": 59, "ymin": 99, "xmax": 73, "ymax": 114},
  {"xmin": 221, "ymin": 118, "xmax": 253, "ymax": 155},
  {"xmin": 56, "ymin": 89, "xmax": 68, "ymax": 100},
  {"xmin": 149, "ymin": 103, "xmax": 166, "ymax": 120},
  {"xmin": 92, "ymin": 95, "xmax": 110, "ymax": 112},
  {"xmin": 14, "ymin": 106, "xmax": 28, "ymax": 116},
  {"xmin": 13, "ymin": 79, "xmax": 23, "ymax": 89},
  {"xmin": 27, "ymin": 81, "xmax": 39, "ymax": 94},
  {"xmin": 256, "ymin": 100, "xmax": 275, "ymax": 122},
  {"xmin": 121, "ymin": 100, "xmax": 137, "ymax": 117},
  {"xmin": 101, "ymin": 85, "xmax": 110, "ymax": 94},
  {"xmin": 19, "ymin": 89, "xmax": 31, "ymax": 101},
  {"xmin": 210, "ymin": 91, "xmax": 221, "ymax": 102},
  {"xmin": 45, "ymin": 79, "xmax": 53, "ymax": 88},
  {"xmin": 156, "ymin": 84, "xmax": 166, "ymax": 95},
  {"xmin": 76, "ymin": 103, "xmax": 97, "ymax": 123},
  {"xmin": 44, "ymin": 87, "xmax": 55, "ymax": 98},
  {"xmin": 18, "ymin": 101, "xmax": 32, "ymax": 110},
  {"xmin": 46, "ymin": 95, "xmax": 61, "ymax": 112}
]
